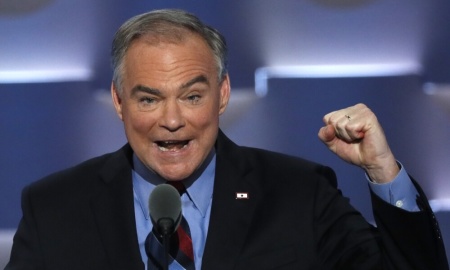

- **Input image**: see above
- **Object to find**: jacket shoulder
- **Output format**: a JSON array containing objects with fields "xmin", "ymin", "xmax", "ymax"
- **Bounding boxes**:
[
  {"xmin": 216, "ymin": 130, "xmax": 337, "ymax": 187},
  {"xmin": 25, "ymin": 145, "xmax": 132, "ymax": 198},
  {"xmin": 242, "ymin": 146, "xmax": 337, "ymax": 186}
]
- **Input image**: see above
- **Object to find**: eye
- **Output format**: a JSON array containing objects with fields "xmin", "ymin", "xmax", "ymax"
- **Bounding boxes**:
[
  {"xmin": 139, "ymin": 97, "xmax": 155, "ymax": 105},
  {"xmin": 187, "ymin": 94, "xmax": 201, "ymax": 104},
  {"xmin": 137, "ymin": 96, "xmax": 158, "ymax": 110}
]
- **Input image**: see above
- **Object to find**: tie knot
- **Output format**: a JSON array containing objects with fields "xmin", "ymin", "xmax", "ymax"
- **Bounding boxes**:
[{"xmin": 166, "ymin": 181, "xmax": 186, "ymax": 195}]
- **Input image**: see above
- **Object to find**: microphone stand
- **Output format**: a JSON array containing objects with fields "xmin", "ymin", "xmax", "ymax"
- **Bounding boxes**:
[
  {"xmin": 162, "ymin": 232, "xmax": 170, "ymax": 270},
  {"xmin": 158, "ymin": 218, "xmax": 175, "ymax": 270}
]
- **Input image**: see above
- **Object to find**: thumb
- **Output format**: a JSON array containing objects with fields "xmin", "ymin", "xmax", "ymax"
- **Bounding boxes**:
[{"xmin": 318, "ymin": 125, "xmax": 336, "ymax": 144}]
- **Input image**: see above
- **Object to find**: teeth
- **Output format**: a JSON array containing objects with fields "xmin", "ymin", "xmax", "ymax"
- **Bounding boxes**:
[
  {"xmin": 157, "ymin": 141, "xmax": 188, "ymax": 152},
  {"xmin": 158, "ymin": 144, "xmax": 188, "ymax": 152},
  {"xmin": 158, "ymin": 146, "xmax": 170, "ymax": 152}
]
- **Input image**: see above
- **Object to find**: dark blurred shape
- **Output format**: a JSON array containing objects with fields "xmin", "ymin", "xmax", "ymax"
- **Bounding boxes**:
[{"xmin": 0, "ymin": 0, "xmax": 54, "ymax": 16}]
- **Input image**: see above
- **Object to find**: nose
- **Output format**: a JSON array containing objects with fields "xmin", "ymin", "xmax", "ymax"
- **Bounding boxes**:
[{"xmin": 158, "ymin": 99, "xmax": 185, "ymax": 131}]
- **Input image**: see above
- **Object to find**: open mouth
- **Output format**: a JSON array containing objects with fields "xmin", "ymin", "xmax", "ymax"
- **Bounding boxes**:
[{"xmin": 156, "ymin": 140, "xmax": 190, "ymax": 152}]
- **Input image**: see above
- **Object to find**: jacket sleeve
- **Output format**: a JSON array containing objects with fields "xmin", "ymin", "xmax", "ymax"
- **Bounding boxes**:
[
  {"xmin": 370, "ymin": 178, "xmax": 449, "ymax": 270},
  {"xmin": 314, "ymin": 165, "xmax": 449, "ymax": 270}
]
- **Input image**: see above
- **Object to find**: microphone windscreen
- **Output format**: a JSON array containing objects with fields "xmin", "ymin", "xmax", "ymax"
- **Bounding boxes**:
[{"xmin": 149, "ymin": 184, "xmax": 182, "ymax": 231}]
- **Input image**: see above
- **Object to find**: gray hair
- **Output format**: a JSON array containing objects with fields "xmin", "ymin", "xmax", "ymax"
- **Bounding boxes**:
[{"xmin": 111, "ymin": 9, "xmax": 228, "ymax": 93}]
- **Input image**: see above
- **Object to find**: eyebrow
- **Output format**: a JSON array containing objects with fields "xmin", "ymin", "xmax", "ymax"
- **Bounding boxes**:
[
  {"xmin": 130, "ymin": 85, "xmax": 160, "ymax": 97},
  {"xmin": 180, "ymin": 75, "xmax": 209, "ymax": 89},
  {"xmin": 130, "ymin": 75, "xmax": 210, "ymax": 97}
]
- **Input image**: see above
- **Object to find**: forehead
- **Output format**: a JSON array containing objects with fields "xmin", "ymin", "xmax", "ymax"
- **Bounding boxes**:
[
  {"xmin": 129, "ymin": 31, "xmax": 216, "ymax": 65},
  {"xmin": 134, "ymin": 25, "xmax": 191, "ymax": 45},
  {"xmin": 121, "ymin": 34, "xmax": 218, "ymax": 89}
]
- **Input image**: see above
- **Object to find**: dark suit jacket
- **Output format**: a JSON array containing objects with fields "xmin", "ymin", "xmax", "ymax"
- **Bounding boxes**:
[{"xmin": 6, "ymin": 131, "xmax": 449, "ymax": 269}]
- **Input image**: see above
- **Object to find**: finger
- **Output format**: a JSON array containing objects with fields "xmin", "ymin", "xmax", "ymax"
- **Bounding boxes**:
[
  {"xmin": 344, "ymin": 124, "xmax": 365, "ymax": 142},
  {"xmin": 325, "ymin": 112, "xmax": 355, "ymax": 142},
  {"xmin": 324, "ymin": 103, "xmax": 368, "ymax": 123},
  {"xmin": 322, "ymin": 110, "xmax": 338, "ymax": 125},
  {"xmin": 334, "ymin": 117, "xmax": 368, "ymax": 143},
  {"xmin": 324, "ymin": 103, "xmax": 369, "ymax": 142}
]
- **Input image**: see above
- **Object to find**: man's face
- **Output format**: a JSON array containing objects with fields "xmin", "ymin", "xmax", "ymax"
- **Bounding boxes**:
[{"xmin": 111, "ymin": 34, "xmax": 230, "ymax": 181}]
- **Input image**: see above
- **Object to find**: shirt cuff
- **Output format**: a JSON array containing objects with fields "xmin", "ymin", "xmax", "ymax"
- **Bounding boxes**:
[{"xmin": 368, "ymin": 162, "xmax": 420, "ymax": 212}]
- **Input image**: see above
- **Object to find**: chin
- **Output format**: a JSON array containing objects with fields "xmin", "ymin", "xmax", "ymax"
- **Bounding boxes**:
[{"xmin": 159, "ymin": 169, "xmax": 194, "ymax": 181}]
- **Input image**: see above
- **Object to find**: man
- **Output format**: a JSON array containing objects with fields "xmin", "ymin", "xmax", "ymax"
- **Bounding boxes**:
[{"xmin": 6, "ymin": 9, "xmax": 448, "ymax": 270}]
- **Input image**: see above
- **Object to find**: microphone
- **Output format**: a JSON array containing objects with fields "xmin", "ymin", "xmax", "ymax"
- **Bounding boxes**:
[
  {"xmin": 149, "ymin": 183, "xmax": 182, "ymax": 237},
  {"xmin": 148, "ymin": 183, "xmax": 182, "ymax": 270}
]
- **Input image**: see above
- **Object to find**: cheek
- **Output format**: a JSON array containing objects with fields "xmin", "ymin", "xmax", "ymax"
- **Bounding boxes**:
[
  {"xmin": 191, "ymin": 107, "xmax": 219, "ymax": 129},
  {"xmin": 123, "ymin": 111, "xmax": 155, "ymax": 136}
]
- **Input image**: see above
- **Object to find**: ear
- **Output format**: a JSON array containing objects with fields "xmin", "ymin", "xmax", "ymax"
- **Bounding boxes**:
[
  {"xmin": 111, "ymin": 82, "xmax": 124, "ymax": 121},
  {"xmin": 218, "ymin": 75, "xmax": 231, "ymax": 115}
]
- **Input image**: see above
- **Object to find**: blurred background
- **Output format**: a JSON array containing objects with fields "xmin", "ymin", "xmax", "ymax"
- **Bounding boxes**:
[{"xmin": 1, "ymin": 0, "xmax": 450, "ymax": 266}]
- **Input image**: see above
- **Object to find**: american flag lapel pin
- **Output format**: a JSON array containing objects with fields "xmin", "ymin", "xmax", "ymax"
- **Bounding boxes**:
[{"xmin": 236, "ymin": 192, "xmax": 249, "ymax": 199}]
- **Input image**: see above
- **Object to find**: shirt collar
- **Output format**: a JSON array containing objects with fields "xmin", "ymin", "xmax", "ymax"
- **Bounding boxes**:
[{"xmin": 132, "ymin": 149, "xmax": 216, "ymax": 219}]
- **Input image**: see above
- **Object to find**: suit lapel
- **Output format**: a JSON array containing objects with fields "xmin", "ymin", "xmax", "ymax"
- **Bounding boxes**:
[
  {"xmin": 202, "ymin": 131, "xmax": 263, "ymax": 269},
  {"xmin": 90, "ymin": 145, "xmax": 144, "ymax": 270}
]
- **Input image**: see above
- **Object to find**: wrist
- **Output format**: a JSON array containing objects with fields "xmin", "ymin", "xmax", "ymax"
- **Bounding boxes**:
[{"xmin": 365, "ymin": 159, "xmax": 400, "ymax": 184}]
